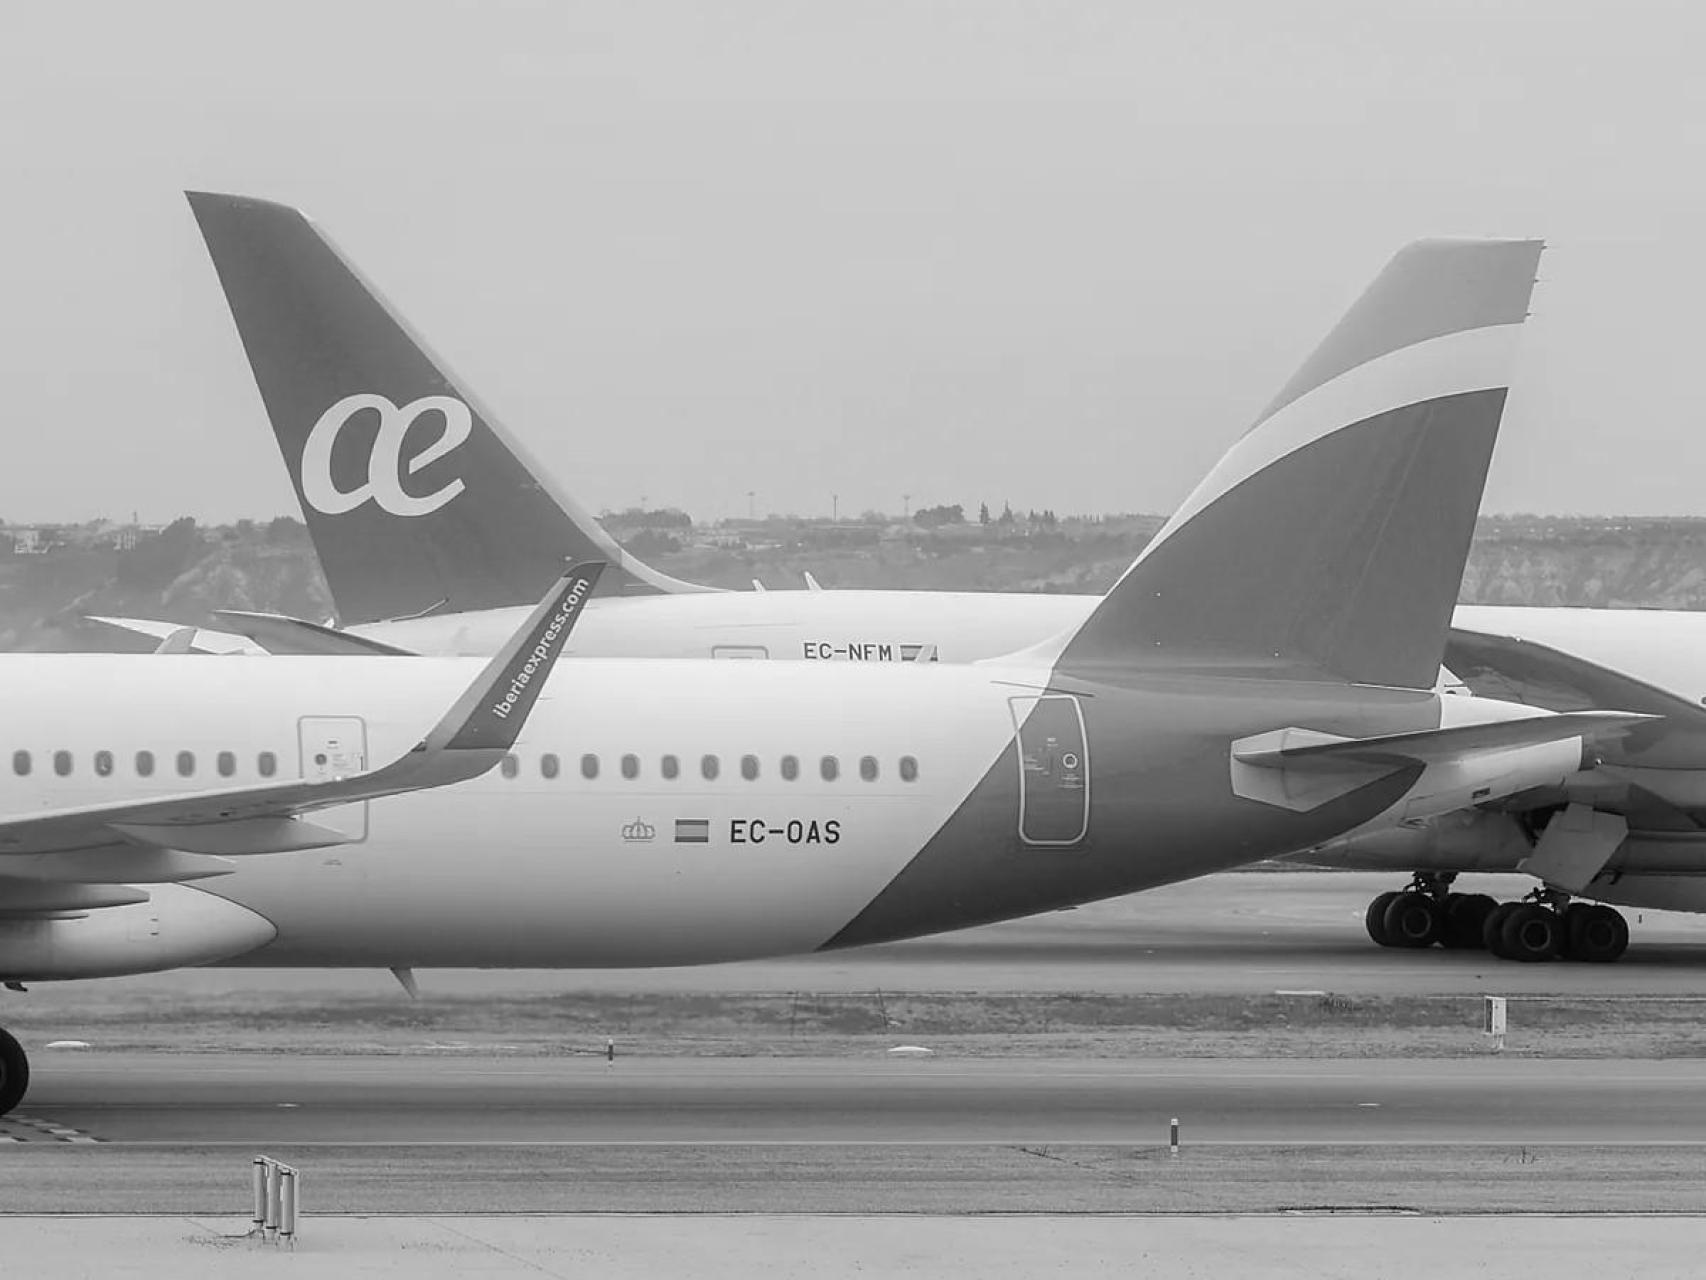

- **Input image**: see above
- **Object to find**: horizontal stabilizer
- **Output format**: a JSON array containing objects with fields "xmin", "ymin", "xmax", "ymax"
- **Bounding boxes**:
[
  {"xmin": 212, "ymin": 610, "xmax": 415, "ymax": 657},
  {"xmin": 1232, "ymin": 710, "xmax": 1656, "ymax": 771},
  {"xmin": 86, "ymin": 617, "xmax": 256, "ymax": 655}
]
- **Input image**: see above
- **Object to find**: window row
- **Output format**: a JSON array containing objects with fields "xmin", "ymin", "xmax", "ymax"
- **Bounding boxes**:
[
  {"xmin": 12, "ymin": 749, "xmax": 279, "ymax": 779},
  {"xmin": 498, "ymin": 753, "xmax": 920, "ymax": 784}
]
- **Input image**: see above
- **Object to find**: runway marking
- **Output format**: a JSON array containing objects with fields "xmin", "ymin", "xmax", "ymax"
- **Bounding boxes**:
[{"xmin": 0, "ymin": 1114, "xmax": 102, "ymax": 1144}]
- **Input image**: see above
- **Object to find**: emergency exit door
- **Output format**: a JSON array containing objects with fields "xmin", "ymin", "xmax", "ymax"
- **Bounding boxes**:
[
  {"xmin": 298, "ymin": 716, "xmax": 369, "ymax": 841},
  {"xmin": 1009, "ymin": 695, "xmax": 1090, "ymax": 846}
]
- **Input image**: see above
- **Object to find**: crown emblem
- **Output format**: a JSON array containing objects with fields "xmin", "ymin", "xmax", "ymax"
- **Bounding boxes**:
[{"xmin": 621, "ymin": 818, "xmax": 656, "ymax": 842}]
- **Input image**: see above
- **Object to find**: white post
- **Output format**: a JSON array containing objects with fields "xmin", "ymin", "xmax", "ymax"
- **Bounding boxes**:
[
  {"xmin": 280, "ymin": 1167, "xmax": 299, "ymax": 1245},
  {"xmin": 251, "ymin": 1157, "xmax": 268, "ymax": 1235},
  {"xmin": 264, "ymin": 1159, "xmax": 282, "ymax": 1238},
  {"xmin": 1484, "ymin": 995, "xmax": 1507, "ymax": 1052}
]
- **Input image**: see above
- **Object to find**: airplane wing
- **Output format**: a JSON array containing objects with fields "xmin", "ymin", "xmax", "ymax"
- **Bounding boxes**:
[
  {"xmin": 212, "ymin": 610, "xmax": 416, "ymax": 656},
  {"xmin": 0, "ymin": 562, "xmax": 602, "ymax": 863}
]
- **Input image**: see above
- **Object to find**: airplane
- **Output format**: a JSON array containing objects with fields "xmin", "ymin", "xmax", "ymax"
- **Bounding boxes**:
[
  {"xmin": 1296, "ymin": 606, "xmax": 1706, "ymax": 962},
  {"xmin": 87, "ymin": 193, "xmax": 1706, "ymax": 965},
  {"xmin": 82, "ymin": 193, "xmax": 1706, "ymax": 967},
  {"xmin": 0, "ymin": 232, "xmax": 1623, "ymax": 1114}
]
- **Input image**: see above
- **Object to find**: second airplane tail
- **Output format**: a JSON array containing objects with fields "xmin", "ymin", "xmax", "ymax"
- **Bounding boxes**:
[
  {"xmin": 1052, "ymin": 238, "xmax": 1543, "ymax": 689},
  {"xmin": 186, "ymin": 191, "xmax": 709, "ymax": 626}
]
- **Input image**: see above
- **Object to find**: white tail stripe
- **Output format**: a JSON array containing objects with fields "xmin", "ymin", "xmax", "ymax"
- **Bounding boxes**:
[{"xmin": 1129, "ymin": 322, "xmax": 1523, "ymax": 578}]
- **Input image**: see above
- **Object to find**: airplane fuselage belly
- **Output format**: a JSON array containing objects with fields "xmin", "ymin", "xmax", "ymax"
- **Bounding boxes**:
[{"xmin": 0, "ymin": 656, "xmax": 1450, "ymax": 969}]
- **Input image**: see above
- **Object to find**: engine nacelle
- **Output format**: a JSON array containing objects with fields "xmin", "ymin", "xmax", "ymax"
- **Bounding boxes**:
[{"xmin": 0, "ymin": 886, "xmax": 276, "ymax": 981}]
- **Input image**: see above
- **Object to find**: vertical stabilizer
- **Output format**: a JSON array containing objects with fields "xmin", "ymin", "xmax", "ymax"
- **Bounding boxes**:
[
  {"xmin": 186, "ymin": 192, "xmax": 710, "ymax": 626},
  {"xmin": 1055, "ymin": 239, "xmax": 1542, "ymax": 688}
]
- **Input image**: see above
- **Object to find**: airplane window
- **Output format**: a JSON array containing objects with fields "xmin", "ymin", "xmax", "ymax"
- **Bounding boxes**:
[
  {"xmin": 581, "ymin": 753, "xmax": 599, "ymax": 780},
  {"xmin": 781, "ymin": 755, "xmax": 799, "ymax": 781},
  {"xmin": 900, "ymin": 755, "xmax": 918, "ymax": 782},
  {"xmin": 176, "ymin": 751, "xmax": 195, "ymax": 778},
  {"xmin": 53, "ymin": 750, "xmax": 72, "ymax": 777},
  {"xmin": 541, "ymin": 753, "xmax": 560, "ymax": 780},
  {"xmin": 501, "ymin": 754, "xmax": 520, "ymax": 779},
  {"xmin": 621, "ymin": 754, "xmax": 639, "ymax": 780},
  {"xmin": 860, "ymin": 755, "xmax": 878, "ymax": 782},
  {"xmin": 217, "ymin": 751, "xmax": 236, "ymax": 778},
  {"xmin": 11, "ymin": 751, "xmax": 28, "ymax": 777},
  {"xmin": 821, "ymin": 755, "xmax": 839, "ymax": 782},
  {"xmin": 661, "ymin": 754, "xmax": 680, "ymax": 780},
  {"xmin": 135, "ymin": 750, "xmax": 154, "ymax": 777},
  {"xmin": 741, "ymin": 754, "xmax": 759, "ymax": 781},
  {"xmin": 258, "ymin": 751, "xmax": 277, "ymax": 778},
  {"xmin": 701, "ymin": 754, "xmax": 720, "ymax": 781},
  {"xmin": 95, "ymin": 750, "xmax": 114, "ymax": 778}
]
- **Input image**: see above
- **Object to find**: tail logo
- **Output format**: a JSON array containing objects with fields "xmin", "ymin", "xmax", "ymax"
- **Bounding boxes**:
[{"xmin": 301, "ymin": 393, "xmax": 473, "ymax": 518}]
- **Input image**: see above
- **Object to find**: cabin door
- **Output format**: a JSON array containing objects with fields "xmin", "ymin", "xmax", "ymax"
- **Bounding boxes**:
[
  {"xmin": 298, "ymin": 715, "xmax": 369, "ymax": 841},
  {"xmin": 1008, "ymin": 695, "xmax": 1090, "ymax": 847}
]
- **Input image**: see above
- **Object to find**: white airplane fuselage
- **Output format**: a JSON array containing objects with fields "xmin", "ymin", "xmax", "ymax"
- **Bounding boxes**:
[{"xmin": 0, "ymin": 654, "xmax": 1563, "ymax": 976}]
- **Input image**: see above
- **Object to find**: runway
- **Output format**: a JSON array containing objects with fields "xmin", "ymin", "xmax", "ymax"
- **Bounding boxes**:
[
  {"xmin": 16, "ymin": 1051, "xmax": 1706, "ymax": 1146},
  {"xmin": 4, "ymin": 1051, "xmax": 1706, "ymax": 1216},
  {"xmin": 5, "ymin": 871, "xmax": 1706, "ymax": 1218}
]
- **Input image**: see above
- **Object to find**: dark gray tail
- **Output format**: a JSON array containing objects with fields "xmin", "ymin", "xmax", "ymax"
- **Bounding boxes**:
[
  {"xmin": 186, "ymin": 192, "xmax": 709, "ymax": 626},
  {"xmin": 1054, "ymin": 239, "xmax": 1542, "ymax": 689}
]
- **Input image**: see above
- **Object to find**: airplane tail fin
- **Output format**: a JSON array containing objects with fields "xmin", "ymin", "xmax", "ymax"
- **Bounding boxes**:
[
  {"xmin": 185, "ymin": 191, "xmax": 710, "ymax": 626},
  {"xmin": 1054, "ymin": 238, "xmax": 1542, "ymax": 689}
]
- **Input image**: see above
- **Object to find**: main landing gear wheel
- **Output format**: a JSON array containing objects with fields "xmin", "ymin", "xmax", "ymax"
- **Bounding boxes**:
[
  {"xmin": 1498, "ymin": 903, "xmax": 1564, "ymax": 962},
  {"xmin": 1381, "ymin": 892, "xmax": 1443, "ymax": 948},
  {"xmin": 1564, "ymin": 903, "xmax": 1630, "ymax": 963},
  {"xmin": 1365, "ymin": 891, "xmax": 1403, "ymax": 947},
  {"xmin": 1482, "ymin": 902, "xmax": 1519, "ymax": 956},
  {"xmin": 1442, "ymin": 893, "xmax": 1498, "ymax": 949},
  {"xmin": 0, "ymin": 1027, "xmax": 27, "ymax": 1116}
]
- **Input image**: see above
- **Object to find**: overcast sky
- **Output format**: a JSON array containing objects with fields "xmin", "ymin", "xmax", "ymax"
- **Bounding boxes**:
[{"xmin": 1, "ymin": 1, "xmax": 1702, "ymax": 524}]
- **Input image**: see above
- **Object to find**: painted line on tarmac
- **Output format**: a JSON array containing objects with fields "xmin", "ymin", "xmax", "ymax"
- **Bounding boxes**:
[{"xmin": 0, "ymin": 1114, "xmax": 102, "ymax": 1144}]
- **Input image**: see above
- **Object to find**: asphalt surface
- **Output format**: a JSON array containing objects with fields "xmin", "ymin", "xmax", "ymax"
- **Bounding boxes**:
[
  {"xmin": 7, "ymin": 1215, "xmax": 1706, "ymax": 1280},
  {"xmin": 5, "ymin": 871, "xmax": 1706, "ymax": 1216},
  {"xmin": 12, "ymin": 1052, "xmax": 1706, "ymax": 1146},
  {"xmin": 6, "ymin": 1053, "xmax": 1706, "ymax": 1214}
]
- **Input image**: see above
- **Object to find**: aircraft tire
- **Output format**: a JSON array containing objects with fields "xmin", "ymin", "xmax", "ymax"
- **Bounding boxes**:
[
  {"xmin": 1381, "ymin": 892, "xmax": 1443, "ymax": 948},
  {"xmin": 1564, "ymin": 904, "xmax": 1629, "ymax": 963},
  {"xmin": 1499, "ymin": 904, "xmax": 1563, "ymax": 963},
  {"xmin": 0, "ymin": 1027, "xmax": 27, "ymax": 1117},
  {"xmin": 1365, "ymin": 892, "xmax": 1403, "ymax": 947},
  {"xmin": 1442, "ymin": 893, "xmax": 1497, "ymax": 949},
  {"xmin": 1482, "ymin": 903, "xmax": 1519, "ymax": 958}
]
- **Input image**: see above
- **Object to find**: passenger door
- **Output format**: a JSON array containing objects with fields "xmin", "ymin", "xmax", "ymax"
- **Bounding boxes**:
[
  {"xmin": 1008, "ymin": 695, "xmax": 1090, "ymax": 846},
  {"xmin": 298, "ymin": 716, "xmax": 369, "ymax": 841}
]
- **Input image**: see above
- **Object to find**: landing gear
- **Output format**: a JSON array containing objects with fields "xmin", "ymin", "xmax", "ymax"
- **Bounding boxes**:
[
  {"xmin": 0, "ymin": 1027, "xmax": 27, "ymax": 1116},
  {"xmin": 1363, "ymin": 883, "xmax": 1630, "ymax": 963},
  {"xmin": 1489, "ymin": 902, "xmax": 1564, "ymax": 962},
  {"xmin": 1365, "ymin": 874, "xmax": 1453, "ymax": 948},
  {"xmin": 1564, "ymin": 903, "xmax": 1630, "ymax": 963}
]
